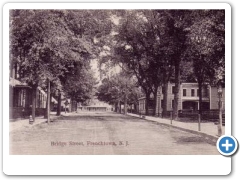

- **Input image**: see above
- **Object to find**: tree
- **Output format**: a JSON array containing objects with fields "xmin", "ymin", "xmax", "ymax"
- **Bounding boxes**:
[
  {"xmin": 10, "ymin": 10, "xmax": 113, "ymax": 119},
  {"xmin": 62, "ymin": 61, "xmax": 97, "ymax": 109},
  {"xmin": 10, "ymin": 10, "xmax": 72, "ymax": 120},
  {"xmin": 97, "ymin": 71, "xmax": 140, "ymax": 114},
  {"xmin": 98, "ymin": 10, "xmax": 225, "ymax": 120},
  {"xmin": 112, "ymin": 10, "xmax": 165, "ymax": 115},
  {"xmin": 158, "ymin": 10, "xmax": 192, "ymax": 120},
  {"xmin": 185, "ymin": 10, "xmax": 225, "ymax": 118}
]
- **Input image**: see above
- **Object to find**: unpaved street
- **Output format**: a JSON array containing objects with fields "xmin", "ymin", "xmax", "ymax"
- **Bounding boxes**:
[{"xmin": 10, "ymin": 112, "xmax": 218, "ymax": 155}]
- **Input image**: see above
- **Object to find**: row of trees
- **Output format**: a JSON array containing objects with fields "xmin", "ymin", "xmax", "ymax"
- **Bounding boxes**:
[
  {"xmin": 97, "ymin": 10, "xmax": 225, "ymax": 119},
  {"xmin": 97, "ymin": 71, "xmax": 141, "ymax": 114},
  {"xmin": 10, "ymin": 10, "xmax": 113, "ymax": 121},
  {"xmin": 10, "ymin": 10, "xmax": 225, "ymax": 121}
]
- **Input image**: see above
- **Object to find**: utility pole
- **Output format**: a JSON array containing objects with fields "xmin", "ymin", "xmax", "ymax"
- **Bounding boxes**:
[{"xmin": 217, "ymin": 82, "xmax": 223, "ymax": 136}]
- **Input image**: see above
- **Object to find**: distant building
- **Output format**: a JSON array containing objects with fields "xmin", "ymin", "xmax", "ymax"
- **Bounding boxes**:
[
  {"xmin": 77, "ymin": 96, "xmax": 112, "ymax": 112},
  {"xmin": 138, "ymin": 83, "xmax": 225, "ymax": 115}
]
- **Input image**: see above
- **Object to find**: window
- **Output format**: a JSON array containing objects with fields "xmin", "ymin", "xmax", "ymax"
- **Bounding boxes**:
[
  {"xmin": 172, "ymin": 86, "xmax": 175, "ymax": 94},
  {"xmin": 197, "ymin": 89, "xmax": 199, "ymax": 97},
  {"xmin": 172, "ymin": 100, "xmax": 174, "ymax": 109},
  {"xmin": 183, "ymin": 89, "xmax": 187, "ymax": 96},
  {"xmin": 191, "ymin": 89, "xmax": 195, "ymax": 97},
  {"xmin": 149, "ymin": 99, "xmax": 155, "ymax": 109},
  {"xmin": 161, "ymin": 100, "xmax": 164, "ymax": 108},
  {"xmin": 18, "ymin": 89, "xmax": 26, "ymax": 107}
]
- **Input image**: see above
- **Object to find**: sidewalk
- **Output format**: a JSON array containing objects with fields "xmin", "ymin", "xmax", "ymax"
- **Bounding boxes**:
[
  {"xmin": 127, "ymin": 113, "xmax": 225, "ymax": 143},
  {"xmin": 9, "ymin": 116, "xmax": 46, "ymax": 132},
  {"xmin": 9, "ymin": 113, "xmax": 64, "ymax": 132}
]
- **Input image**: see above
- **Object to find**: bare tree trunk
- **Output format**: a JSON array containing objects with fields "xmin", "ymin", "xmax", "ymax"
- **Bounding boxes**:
[
  {"xmin": 218, "ymin": 97, "xmax": 223, "ymax": 136},
  {"xmin": 115, "ymin": 102, "xmax": 118, "ymax": 112},
  {"xmin": 173, "ymin": 60, "xmax": 180, "ymax": 120},
  {"xmin": 198, "ymin": 81, "xmax": 203, "ymax": 120},
  {"xmin": 70, "ymin": 98, "xmax": 73, "ymax": 112},
  {"xmin": 14, "ymin": 61, "xmax": 17, "ymax": 79},
  {"xmin": 47, "ymin": 79, "xmax": 50, "ymax": 123},
  {"xmin": 32, "ymin": 85, "xmax": 37, "ymax": 122},
  {"xmin": 119, "ymin": 102, "xmax": 122, "ymax": 113},
  {"xmin": 134, "ymin": 103, "xmax": 137, "ymax": 114},
  {"xmin": 117, "ymin": 100, "xmax": 120, "ymax": 113},
  {"xmin": 153, "ymin": 88, "xmax": 158, "ymax": 116},
  {"xmin": 124, "ymin": 94, "xmax": 127, "ymax": 115},
  {"xmin": 50, "ymin": 92, "xmax": 53, "ymax": 111},
  {"xmin": 145, "ymin": 92, "xmax": 150, "ymax": 116},
  {"xmin": 44, "ymin": 89, "xmax": 49, "ymax": 119},
  {"xmin": 44, "ymin": 81, "xmax": 52, "ymax": 119},
  {"xmin": 56, "ymin": 90, "xmax": 61, "ymax": 116},
  {"xmin": 162, "ymin": 82, "xmax": 168, "ymax": 118},
  {"xmin": 74, "ymin": 99, "xmax": 78, "ymax": 112}
]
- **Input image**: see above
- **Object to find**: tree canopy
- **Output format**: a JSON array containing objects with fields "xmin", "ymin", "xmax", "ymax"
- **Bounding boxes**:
[
  {"xmin": 10, "ymin": 10, "xmax": 113, "ymax": 103},
  {"xmin": 97, "ymin": 9, "xmax": 225, "ymax": 118},
  {"xmin": 10, "ymin": 9, "xmax": 225, "ymax": 119},
  {"xmin": 10, "ymin": 10, "xmax": 114, "ymax": 119}
]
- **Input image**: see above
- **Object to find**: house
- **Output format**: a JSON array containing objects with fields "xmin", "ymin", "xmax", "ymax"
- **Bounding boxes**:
[
  {"xmin": 9, "ymin": 78, "xmax": 47, "ymax": 119},
  {"xmin": 138, "ymin": 83, "xmax": 225, "ymax": 115},
  {"xmin": 9, "ymin": 65, "xmax": 57, "ymax": 119}
]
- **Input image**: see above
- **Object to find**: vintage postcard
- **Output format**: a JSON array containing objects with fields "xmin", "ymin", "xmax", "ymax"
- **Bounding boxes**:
[{"xmin": 3, "ymin": 2, "xmax": 232, "ymax": 175}]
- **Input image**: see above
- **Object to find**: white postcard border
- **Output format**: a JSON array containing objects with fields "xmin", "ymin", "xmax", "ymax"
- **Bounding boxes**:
[{"xmin": 3, "ymin": 2, "xmax": 231, "ymax": 175}]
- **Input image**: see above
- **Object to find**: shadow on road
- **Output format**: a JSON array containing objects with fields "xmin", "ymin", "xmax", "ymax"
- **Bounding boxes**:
[{"xmin": 55, "ymin": 112, "xmax": 146, "ymax": 123}]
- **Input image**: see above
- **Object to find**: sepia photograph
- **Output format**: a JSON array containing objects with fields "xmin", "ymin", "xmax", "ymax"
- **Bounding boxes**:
[{"xmin": 9, "ymin": 8, "xmax": 225, "ymax": 155}]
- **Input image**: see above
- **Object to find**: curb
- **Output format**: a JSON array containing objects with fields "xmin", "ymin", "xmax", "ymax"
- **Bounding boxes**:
[
  {"xmin": 126, "ymin": 113, "xmax": 219, "ymax": 146},
  {"xmin": 26, "ymin": 115, "xmax": 62, "ymax": 127}
]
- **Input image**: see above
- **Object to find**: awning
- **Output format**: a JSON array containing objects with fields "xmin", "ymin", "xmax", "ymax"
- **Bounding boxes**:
[
  {"xmin": 9, "ymin": 77, "xmax": 28, "ymax": 87},
  {"xmin": 9, "ymin": 77, "xmax": 57, "ymax": 103}
]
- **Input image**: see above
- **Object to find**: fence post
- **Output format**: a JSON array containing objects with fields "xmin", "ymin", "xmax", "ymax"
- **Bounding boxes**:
[{"xmin": 198, "ymin": 114, "xmax": 201, "ymax": 131}]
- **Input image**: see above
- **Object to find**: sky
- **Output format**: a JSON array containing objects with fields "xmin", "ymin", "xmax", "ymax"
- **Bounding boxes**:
[
  {"xmin": 90, "ymin": 59, "xmax": 100, "ymax": 81},
  {"xmin": 90, "ymin": 15, "xmax": 121, "ymax": 85}
]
